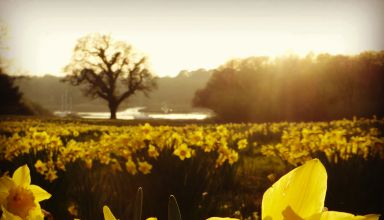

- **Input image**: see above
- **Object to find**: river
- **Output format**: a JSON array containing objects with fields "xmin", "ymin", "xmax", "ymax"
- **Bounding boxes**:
[{"xmin": 54, "ymin": 107, "xmax": 211, "ymax": 120}]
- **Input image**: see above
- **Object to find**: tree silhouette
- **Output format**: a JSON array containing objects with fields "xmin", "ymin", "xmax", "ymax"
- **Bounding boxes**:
[
  {"xmin": 0, "ymin": 68, "xmax": 32, "ymax": 115},
  {"xmin": 64, "ymin": 34, "xmax": 156, "ymax": 119}
]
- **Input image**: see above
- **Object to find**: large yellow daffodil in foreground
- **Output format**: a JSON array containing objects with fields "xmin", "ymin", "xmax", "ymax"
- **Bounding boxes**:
[
  {"xmin": 262, "ymin": 159, "xmax": 380, "ymax": 220},
  {"xmin": 0, "ymin": 165, "xmax": 51, "ymax": 220}
]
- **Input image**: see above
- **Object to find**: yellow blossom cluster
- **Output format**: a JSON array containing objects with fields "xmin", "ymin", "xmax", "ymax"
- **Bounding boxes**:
[
  {"xmin": 0, "ymin": 121, "xmax": 250, "ymax": 182},
  {"xmin": 1, "ymin": 117, "xmax": 383, "ymax": 181},
  {"xmin": 260, "ymin": 117, "xmax": 384, "ymax": 165}
]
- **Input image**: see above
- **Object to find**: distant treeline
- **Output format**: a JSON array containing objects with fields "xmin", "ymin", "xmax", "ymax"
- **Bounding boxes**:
[{"xmin": 194, "ymin": 51, "xmax": 384, "ymax": 122}]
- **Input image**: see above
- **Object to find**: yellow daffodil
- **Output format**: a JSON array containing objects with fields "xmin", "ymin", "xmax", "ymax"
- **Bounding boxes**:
[
  {"xmin": 227, "ymin": 150, "xmax": 239, "ymax": 165},
  {"xmin": 237, "ymin": 139, "xmax": 248, "ymax": 150},
  {"xmin": 173, "ymin": 143, "xmax": 192, "ymax": 161},
  {"xmin": 67, "ymin": 202, "xmax": 78, "ymax": 217},
  {"xmin": 147, "ymin": 145, "xmax": 159, "ymax": 159},
  {"xmin": 0, "ymin": 164, "xmax": 51, "ymax": 220},
  {"xmin": 125, "ymin": 159, "xmax": 138, "ymax": 175},
  {"xmin": 262, "ymin": 159, "xmax": 380, "ymax": 220},
  {"xmin": 33, "ymin": 160, "xmax": 48, "ymax": 178},
  {"xmin": 138, "ymin": 161, "xmax": 152, "ymax": 175}
]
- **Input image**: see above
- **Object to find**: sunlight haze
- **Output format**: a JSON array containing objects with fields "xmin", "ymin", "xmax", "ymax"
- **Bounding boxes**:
[{"xmin": 1, "ymin": 0, "xmax": 383, "ymax": 77}]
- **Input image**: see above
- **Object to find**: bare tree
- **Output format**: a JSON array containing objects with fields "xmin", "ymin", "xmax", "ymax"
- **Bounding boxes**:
[{"xmin": 64, "ymin": 34, "xmax": 156, "ymax": 119}]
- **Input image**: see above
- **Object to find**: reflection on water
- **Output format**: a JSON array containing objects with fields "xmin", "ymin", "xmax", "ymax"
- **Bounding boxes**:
[
  {"xmin": 55, "ymin": 107, "xmax": 210, "ymax": 120},
  {"xmin": 148, "ymin": 113, "xmax": 207, "ymax": 120}
]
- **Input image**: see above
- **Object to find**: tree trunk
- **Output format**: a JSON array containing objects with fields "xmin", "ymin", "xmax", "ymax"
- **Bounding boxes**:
[{"xmin": 109, "ymin": 101, "xmax": 118, "ymax": 119}]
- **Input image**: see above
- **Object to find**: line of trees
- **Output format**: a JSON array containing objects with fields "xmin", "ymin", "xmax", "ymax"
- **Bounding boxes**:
[{"xmin": 193, "ymin": 52, "xmax": 384, "ymax": 122}]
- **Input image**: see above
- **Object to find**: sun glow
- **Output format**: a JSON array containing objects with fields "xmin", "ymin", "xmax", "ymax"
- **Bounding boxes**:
[
  {"xmin": 0, "ymin": 0, "xmax": 382, "ymax": 77},
  {"xmin": 1, "ymin": 29, "xmax": 352, "ymax": 77}
]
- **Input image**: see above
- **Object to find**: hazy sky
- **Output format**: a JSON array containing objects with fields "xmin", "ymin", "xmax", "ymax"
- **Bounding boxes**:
[{"xmin": 1, "ymin": 0, "xmax": 383, "ymax": 77}]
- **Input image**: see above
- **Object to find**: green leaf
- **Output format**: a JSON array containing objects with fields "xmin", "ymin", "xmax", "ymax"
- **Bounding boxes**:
[
  {"xmin": 168, "ymin": 195, "xmax": 182, "ymax": 220},
  {"xmin": 133, "ymin": 187, "xmax": 143, "ymax": 220}
]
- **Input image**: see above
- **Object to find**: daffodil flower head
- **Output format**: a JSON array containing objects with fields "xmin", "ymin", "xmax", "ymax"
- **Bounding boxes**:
[
  {"xmin": 261, "ymin": 159, "xmax": 380, "ymax": 220},
  {"xmin": 262, "ymin": 159, "xmax": 327, "ymax": 220},
  {"xmin": 0, "ymin": 164, "xmax": 51, "ymax": 220},
  {"xmin": 173, "ymin": 143, "xmax": 192, "ymax": 161}
]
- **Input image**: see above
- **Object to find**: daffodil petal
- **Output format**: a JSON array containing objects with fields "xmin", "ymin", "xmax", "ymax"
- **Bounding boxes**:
[
  {"xmin": 0, "ymin": 176, "xmax": 14, "ymax": 193},
  {"xmin": 25, "ymin": 205, "xmax": 45, "ymax": 220},
  {"xmin": 262, "ymin": 159, "xmax": 327, "ymax": 220},
  {"xmin": 103, "ymin": 205, "xmax": 117, "ymax": 220},
  {"xmin": 306, "ymin": 211, "xmax": 380, "ymax": 220},
  {"xmin": 0, "ymin": 176, "xmax": 15, "ymax": 204},
  {"xmin": 1, "ymin": 206, "xmax": 23, "ymax": 220},
  {"xmin": 12, "ymin": 165, "xmax": 31, "ymax": 187},
  {"xmin": 0, "ymin": 192, "xmax": 8, "ymax": 206},
  {"xmin": 29, "ymin": 185, "xmax": 51, "ymax": 202},
  {"xmin": 361, "ymin": 214, "xmax": 381, "ymax": 220}
]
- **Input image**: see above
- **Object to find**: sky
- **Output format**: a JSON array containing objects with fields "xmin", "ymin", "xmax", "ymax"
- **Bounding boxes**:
[{"xmin": 0, "ymin": 0, "xmax": 383, "ymax": 77}]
